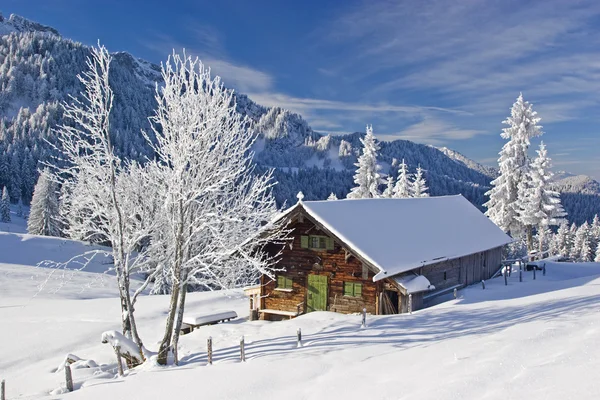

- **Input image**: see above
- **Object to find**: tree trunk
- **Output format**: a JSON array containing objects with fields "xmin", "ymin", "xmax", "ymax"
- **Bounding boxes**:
[
  {"xmin": 157, "ymin": 280, "xmax": 180, "ymax": 365},
  {"xmin": 171, "ymin": 281, "xmax": 188, "ymax": 366},
  {"xmin": 538, "ymin": 227, "xmax": 545, "ymax": 260},
  {"xmin": 526, "ymin": 225, "xmax": 534, "ymax": 261}
]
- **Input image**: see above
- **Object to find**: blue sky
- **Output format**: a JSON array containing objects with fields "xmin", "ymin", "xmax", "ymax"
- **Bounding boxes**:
[{"xmin": 5, "ymin": 0, "xmax": 600, "ymax": 179}]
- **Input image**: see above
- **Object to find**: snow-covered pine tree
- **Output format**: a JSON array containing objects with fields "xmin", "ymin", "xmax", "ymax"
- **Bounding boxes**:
[
  {"xmin": 27, "ymin": 168, "xmax": 61, "ymax": 236},
  {"xmin": 346, "ymin": 125, "xmax": 381, "ymax": 199},
  {"xmin": 17, "ymin": 197, "xmax": 24, "ymax": 218},
  {"xmin": 382, "ymin": 175, "xmax": 395, "ymax": 198},
  {"xmin": 552, "ymin": 221, "xmax": 571, "ymax": 258},
  {"xmin": 327, "ymin": 192, "xmax": 338, "ymax": 200},
  {"xmin": 485, "ymin": 93, "xmax": 543, "ymax": 236},
  {"xmin": 412, "ymin": 165, "xmax": 429, "ymax": 198},
  {"xmin": 393, "ymin": 159, "xmax": 412, "ymax": 198},
  {"xmin": 516, "ymin": 142, "xmax": 566, "ymax": 257},
  {"xmin": 572, "ymin": 222, "xmax": 592, "ymax": 261},
  {"xmin": 595, "ymin": 241, "xmax": 600, "ymax": 263},
  {"xmin": 1, "ymin": 186, "xmax": 10, "ymax": 222},
  {"xmin": 590, "ymin": 215, "xmax": 600, "ymax": 258}
]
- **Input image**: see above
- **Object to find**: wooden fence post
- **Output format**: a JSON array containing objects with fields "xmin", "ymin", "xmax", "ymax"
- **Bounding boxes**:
[
  {"xmin": 297, "ymin": 328, "xmax": 302, "ymax": 348},
  {"xmin": 65, "ymin": 363, "xmax": 74, "ymax": 392},
  {"xmin": 207, "ymin": 337, "xmax": 213, "ymax": 365},
  {"xmin": 481, "ymin": 280, "xmax": 485, "ymax": 290},
  {"xmin": 543, "ymin": 263, "xmax": 546, "ymax": 276},
  {"xmin": 115, "ymin": 346, "xmax": 124, "ymax": 376},
  {"xmin": 453, "ymin": 288, "xmax": 457, "ymax": 299},
  {"xmin": 240, "ymin": 336, "xmax": 245, "ymax": 362},
  {"xmin": 361, "ymin": 308, "xmax": 366, "ymax": 328},
  {"xmin": 519, "ymin": 262, "xmax": 523, "ymax": 282},
  {"xmin": 408, "ymin": 294, "xmax": 412, "ymax": 314},
  {"xmin": 533, "ymin": 266, "xmax": 536, "ymax": 280},
  {"xmin": 1, "ymin": 379, "xmax": 5, "ymax": 400},
  {"xmin": 504, "ymin": 269, "xmax": 508, "ymax": 286}
]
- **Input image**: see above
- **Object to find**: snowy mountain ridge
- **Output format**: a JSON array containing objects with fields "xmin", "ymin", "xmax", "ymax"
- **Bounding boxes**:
[
  {"xmin": 0, "ymin": 12, "xmax": 59, "ymax": 36},
  {"xmin": 0, "ymin": 12, "xmax": 598, "ymax": 224}
]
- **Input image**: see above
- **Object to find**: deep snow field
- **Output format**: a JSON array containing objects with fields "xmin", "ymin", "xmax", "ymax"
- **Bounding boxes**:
[{"xmin": 1, "ymin": 223, "xmax": 599, "ymax": 399}]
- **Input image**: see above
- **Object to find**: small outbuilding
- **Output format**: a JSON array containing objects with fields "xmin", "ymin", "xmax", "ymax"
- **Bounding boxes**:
[{"xmin": 254, "ymin": 194, "xmax": 512, "ymax": 320}]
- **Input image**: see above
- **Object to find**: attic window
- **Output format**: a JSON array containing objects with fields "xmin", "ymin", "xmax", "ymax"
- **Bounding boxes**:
[{"xmin": 301, "ymin": 235, "xmax": 334, "ymax": 250}]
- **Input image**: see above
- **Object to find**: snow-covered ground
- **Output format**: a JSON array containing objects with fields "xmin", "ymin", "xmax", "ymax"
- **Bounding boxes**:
[{"xmin": 1, "ymin": 231, "xmax": 600, "ymax": 399}]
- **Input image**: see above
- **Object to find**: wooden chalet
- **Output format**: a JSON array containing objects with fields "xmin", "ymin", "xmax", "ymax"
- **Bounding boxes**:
[{"xmin": 250, "ymin": 194, "xmax": 512, "ymax": 320}]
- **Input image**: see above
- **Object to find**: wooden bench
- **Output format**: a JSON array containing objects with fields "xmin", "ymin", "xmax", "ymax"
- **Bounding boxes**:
[
  {"xmin": 181, "ymin": 310, "xmax": 238, "ymax": 334},
  {"xmin": 259, "ymin": 303, "xmax": 303, "ymax": 320}
]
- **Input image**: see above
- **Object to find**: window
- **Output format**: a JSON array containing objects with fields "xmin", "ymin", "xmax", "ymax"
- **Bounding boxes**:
[
  {"xmin": 301, "ymin": 235, "xmax": 334, "ymax": 250},
  {"xmin": 276, "ymin": 275, "xmax": 293, "ymax": 290},
  {"xmin": 443, "ymin": 271, "xmax": 447, "ymax": 281},
  {"xmin": 344, "ymin": 282, "xmax": 362, "ymax": 297},
  {"xmin": 311, "ymin": 236, "xmax": 326, "ymax": 249}
]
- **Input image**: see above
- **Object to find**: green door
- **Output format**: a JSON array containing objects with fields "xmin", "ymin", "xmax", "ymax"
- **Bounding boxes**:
[{"xmin": 307, "ymin": 274, "xmax": 328, "ymax": 312}]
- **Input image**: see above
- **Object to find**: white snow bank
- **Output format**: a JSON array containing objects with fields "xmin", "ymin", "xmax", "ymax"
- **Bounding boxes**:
[
  {"xmin": 394, "ymin": 275, "xmax": 435, "ymax": 294},
  {"xmin": 297, "ymin": 196, "xmax": 512, "ymax": 281},
  {"xmin": 183, "ymin": 310, "xmax": 238, "ymax": 326}
]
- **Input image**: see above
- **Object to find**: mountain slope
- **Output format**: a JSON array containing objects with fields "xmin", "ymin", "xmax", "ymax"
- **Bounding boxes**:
[{"xmin": 0, "ymin": 12, "xmax": 598, "ymax": 225}]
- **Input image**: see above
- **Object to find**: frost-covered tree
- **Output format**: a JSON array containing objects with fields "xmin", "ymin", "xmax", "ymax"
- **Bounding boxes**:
[
  {"xmin": 17, "ymin": 197, "xmax": 24, "ymax": 218},
  {"xmin": 516, "ymin": 142, "xmax": 566, "ymax": 257},
  {"xmin": 327, "ymin": 192, "xmax": 338, "ymax": 200},
  {"xmin": 347, "ymin": 125, "xmax": 381, "ymax": 199},
  {"xmin": 51, "ymin": 45, "xmax": 155, "ymax": 362},
  {"xmin": 485, "ymin": 93, "xmax": 543, "ymax": 236},
  {"xmin": 572, "ymin": 222, "xmax": 593, "ymax": 261},
  {"xmin": 0, "ymin": 186, "xmax": 10, "ymax": 222},
  {"xmin": 145, "ymin": 54, "xmax": 289, "ymax": 365},
  {"xmin": 595, "ymin": 241, "xmax": 600, "ymax": 263},
  {"xmin": 27, "ymin": 168, "xmax": 61, "ymax": 236},
  {"xmin": 382, "ymin": 174, "xmax": 395, "ymax": 198},
  {"xmin": 412, "ymin": 165, "xmax": 429, "ymax": 198},
  {"xmin": 552, "ymin": 221, "xmax": 572, "ymax": 258},
  {"xmin": 393, "ymin": 159, "xmax": 412, "ymax": 198}
]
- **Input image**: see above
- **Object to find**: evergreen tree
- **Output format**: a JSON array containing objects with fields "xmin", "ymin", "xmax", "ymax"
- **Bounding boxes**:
[
  {"xmin": 327, "ymin": 192, "xmax": 338, "ymax": 201},
  {"xmin": 412, "ymin": 165, "xmax": 429, "ymax": 198},
  {"xmin": 595, "ymin": 241, "xmax": 600, "ymax": 263},
  {"xmin": 0, "ymin": 186, "xmax": 10, "ymax": 222},
  {"xmin": 516, "ymin": 142, "xmax": 566, "ymax": 256},
  {"xmin": 382, "ymin": 175, "xmax": 395, "ymax": 198},
  {"xmin": 552, "ymin": 221, "xmax": 571, "ymax": 258},
  {"xmin": 572, "ymin": 222, "xmax": 593, "ymax": 261},
  {"xmin": 16, "ymin": 197, "xmax": 23, "ymax": 218},
  {"xmin": 27, "ymin": 168, "xmax": 61, "ymax": 236},
  {"xmin": 393, "ymin": 159, "xmax": 412, "ymax": 198},
  {"xmin": 485, "ymin": 93, "xmax": 543, "ymax": 236},
  {"xmin": 347, "ymin": 125, "xmax": 381, "ymax": 199}
]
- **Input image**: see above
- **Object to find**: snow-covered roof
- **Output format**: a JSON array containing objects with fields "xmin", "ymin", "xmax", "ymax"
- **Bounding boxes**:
[
  {"xmin": 394, "ymin": 275, "xmax": 435, "ymax": 294},
  {"xmin": 290, "ymin": 195, "xmax": 512, "ymax": 281}
]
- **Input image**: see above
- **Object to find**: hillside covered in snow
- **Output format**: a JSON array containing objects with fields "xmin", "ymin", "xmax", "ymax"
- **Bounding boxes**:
[{"xmin": 0, "ymin": 230, "xmax": 599, "ymax": 399}]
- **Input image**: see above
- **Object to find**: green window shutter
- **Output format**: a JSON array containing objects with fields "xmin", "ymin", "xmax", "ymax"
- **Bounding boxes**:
[
  {"xmin": 277, "ymin": 276, "xmax": 284, "ymax": 288},
  {"xmin": 300, "ymin": 235, "xmax": 309, "ymax": 249},
  {"xmin": 344, "ymin": 282, "xmax": 353, "ymax": 296},
  {"xmin": 326, "ymin": 237, "xmax": 334, "ymax": 250},
  {"xmin": 285, "ymin": 276, "xmax": 293, "ymax": 289},
  {"xmin": 354, "ymin": 283, "xmax": 362, "ymax": 297}
]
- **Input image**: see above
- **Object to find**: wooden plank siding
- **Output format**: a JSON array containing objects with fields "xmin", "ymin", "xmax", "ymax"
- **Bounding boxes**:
[
  {"xmin": 419, "ymin": 246, "xmax": 504, "ymax": 292},
  {"xmin": 261, "ymin": 218, "xmax": 378, "ymax": 320}
]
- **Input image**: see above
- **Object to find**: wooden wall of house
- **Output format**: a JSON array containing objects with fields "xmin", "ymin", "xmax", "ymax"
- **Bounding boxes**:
[
  {"xmin": 261, "ymin": 218, "xmax": 379, "ymax": 318},
  {"xmin": 420, "ymin": 246, "xmax": 504, "ymax": 291}
]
